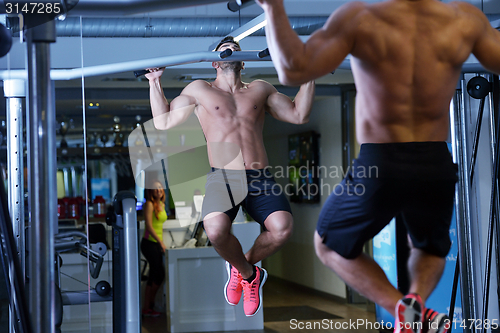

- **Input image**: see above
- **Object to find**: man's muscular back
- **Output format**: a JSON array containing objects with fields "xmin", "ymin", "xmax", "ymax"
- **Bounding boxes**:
[
  {"xmin": 257, "ymin": 0, "xmax": 500, "ymax": 144},
  {"xmin": 347, "ymin": 0, "xmax": 498, "ymax": 143}
]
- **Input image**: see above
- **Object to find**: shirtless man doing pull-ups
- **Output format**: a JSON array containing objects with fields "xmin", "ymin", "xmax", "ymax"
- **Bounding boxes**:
[{"xmin": 145, "ymin": 37, "xmax": 315, "ymax": 317}]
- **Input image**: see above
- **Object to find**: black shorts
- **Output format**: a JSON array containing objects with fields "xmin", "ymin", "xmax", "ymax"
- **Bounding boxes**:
[
  {"xmin": 202, "ymin": 168, "xmax": 292, "ymax": 229},
  {"xmin": 140, "ymin": 238, "xmax": 165, "ymax": 286},
  {"xmin": 316, "ymin": 142, "xmax": 458, "ymax": 259}
]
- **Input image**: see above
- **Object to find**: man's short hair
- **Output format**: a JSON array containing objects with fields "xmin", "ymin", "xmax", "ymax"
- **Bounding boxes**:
[{"xmin": 214, "ymin": 36, "xmax": 241, "ymax": 51}]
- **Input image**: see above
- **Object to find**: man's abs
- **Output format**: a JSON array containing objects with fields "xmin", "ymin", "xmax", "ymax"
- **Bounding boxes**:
[{"xmin": 204, "ymin": 124, "xmax": 270, "ymax": 170}]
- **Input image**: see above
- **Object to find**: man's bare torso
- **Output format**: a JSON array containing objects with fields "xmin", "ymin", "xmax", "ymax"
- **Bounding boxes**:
[
  {"xmin": 184, "ymin": 79, "xmax": 272, "ymax": 170},
  {"xmin": 350, "ymin": 0, "xmax": 481, "ymax": 143}
]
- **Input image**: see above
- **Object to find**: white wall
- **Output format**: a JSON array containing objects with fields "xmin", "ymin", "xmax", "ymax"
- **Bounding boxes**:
[{"xmin": 262, "ymin": 96, "xmax": 347, "ymax": 299}]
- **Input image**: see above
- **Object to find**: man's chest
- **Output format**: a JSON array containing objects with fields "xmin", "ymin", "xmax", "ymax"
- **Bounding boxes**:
[{"xmin": 197, "ymin": 86, "xmax": 268, "ymax": 118}]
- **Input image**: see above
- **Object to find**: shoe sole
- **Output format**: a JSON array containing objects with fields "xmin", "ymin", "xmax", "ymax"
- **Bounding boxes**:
[
  {"xmin": 396, "ymin": 297, "xmax": 422, "ymax": 333},
  {"xmin": 224, "ymin": 261, "xmax": 239, "ymax": 306},
  {"xmin": 245, "ymin": 267, "xmax": 268, "ymax": 317}
]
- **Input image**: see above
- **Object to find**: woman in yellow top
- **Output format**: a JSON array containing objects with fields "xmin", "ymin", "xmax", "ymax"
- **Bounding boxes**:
[{"xmin": 140, "ymin": 181, "xmax": 168, "ymax": 317}]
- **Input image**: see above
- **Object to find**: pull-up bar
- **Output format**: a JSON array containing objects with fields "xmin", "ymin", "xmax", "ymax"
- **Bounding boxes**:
[
  {"xmin": 0, "ymin": 49, "xmax": 275, "ymax": 81},
  {"xmin": 0, "ymin": 48, "xmax": 353, "ymax": 81}
]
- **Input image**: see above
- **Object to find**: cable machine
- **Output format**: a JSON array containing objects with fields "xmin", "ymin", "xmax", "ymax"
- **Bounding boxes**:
[{"xmin": 451, "ymin": 73, "xmax": 500, "ymax": 333}]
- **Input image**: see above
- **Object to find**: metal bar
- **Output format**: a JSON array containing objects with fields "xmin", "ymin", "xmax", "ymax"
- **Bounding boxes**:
[
  {"xmin": 478, "ymin": 73, "xmax": 500, "ymax": 333},
  {"xmin": 4, "ymin": 79, "xmax": 26, "ymax": 333},
  {"xmin": 488, "ymin": 74, "xmax": 500, "ymax": 319},
  {"xmin": 452, "ymin": 80, "xmax": 476, "ymax": 332},
  {"xmin": 469, "ymin": 97, "xmax": 486, "ymax": 184},
  {"xmin": 0, "ymin": 53, "xmax": 360, "ymax": 81},
  {"xmin": 481, "ymin": 107, "xmax": 498, "ymax": 333},
  {"xmin": 0, "ymin": 53, "xmax": 351, "ymax": 81},
  {"xmin": 26, "ymin": 20, "xmax": 57, "ymax": 333},
  {"xmin": 491, "ymin": 75, "xmax": 500, "ymax": 318},
  {"xmin": 0, "ymin": 57, "xmax": 486, "ymax": 80},
  {"xmin": 4, "ymin": 79, "xmax": 26, "ymax": 276},
  {"xmin": 122, "ymin": 196, "xmax": 140, "ymax": 332},
  {"xmin": 449, "ymin": 93, "xmax": 461, "ymax": 333},
  {"xmin": 448, "ymin": 253, "xmax": 460, "ymax": 333},
  {"xmin": 0, "ymin": 50, "xmax": 273, "ymax": 81},
  {"xmin": 111, "ymin": 192, "xmax": 139, "ymax": 333},
  {"xmin": 61, "ymin": 290, "xmax": 112, "ymax": 305}
]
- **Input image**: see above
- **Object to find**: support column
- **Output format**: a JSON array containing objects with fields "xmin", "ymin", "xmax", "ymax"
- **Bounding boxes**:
[
  {"xmin": 451, "ymin": 78, "xmax": 475, "ymax": 333},
  {"xmin": 3, "ymin": 79, "xmax": 26, "ymax": 277},
  {"xmin": 26, "ymin": 19, "xmax": 57, "ymax": 333},
  {"xmin": 486, "ymin": 74, "xmax": 500, "ymax": 324},
  {"xmin": 4, "ymin": 79, "xmax": 26, "ymax": 333}
]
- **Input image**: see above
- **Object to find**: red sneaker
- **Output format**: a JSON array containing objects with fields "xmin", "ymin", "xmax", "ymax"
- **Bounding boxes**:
[
  {"xmin": 224, "ymin": 261, "xmax": 243, "ymax": 305},
  {"xmin": 394, "ymin": 293, "xmax": 424, "ymax": 333},
  {"xmin": 241, "ymin": 266, "xmax": 267, "ymax": 317},
  {"xmin": 422, "ymin": 308, "xmax": 451, "ymax": 333}
]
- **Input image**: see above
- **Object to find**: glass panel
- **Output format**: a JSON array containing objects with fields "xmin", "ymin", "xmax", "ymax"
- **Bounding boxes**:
[{"xmin": 55, "ymin": 18, "xmax": 93, "ymax": 333}]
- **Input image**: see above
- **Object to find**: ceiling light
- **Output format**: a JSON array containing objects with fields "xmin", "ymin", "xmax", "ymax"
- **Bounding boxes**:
[{"xmin": 234, "ymin": 19, "xmax": 267, "ymax": 42}]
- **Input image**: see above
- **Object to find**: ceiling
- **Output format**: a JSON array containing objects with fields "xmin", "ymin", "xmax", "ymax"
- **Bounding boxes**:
[{"xmin": 0, "ymin": 0, "xmax": 499, "ymax": 140}]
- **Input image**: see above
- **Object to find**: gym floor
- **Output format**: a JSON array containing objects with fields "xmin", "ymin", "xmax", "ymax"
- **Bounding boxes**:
[{"xmin": 142, "ymin": 276, "xmax": 382, "ymax": 333}]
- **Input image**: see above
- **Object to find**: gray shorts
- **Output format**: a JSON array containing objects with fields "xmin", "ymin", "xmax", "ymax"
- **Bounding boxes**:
[{"xmin": 202, "ymin": 168, "xmax": 292, "ymax": 229}]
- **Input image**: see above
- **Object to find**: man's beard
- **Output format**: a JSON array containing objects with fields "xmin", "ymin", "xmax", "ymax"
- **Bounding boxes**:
[{"xmin": 219, "ymin": 61, "xmax": 243, "ymax": 72}]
